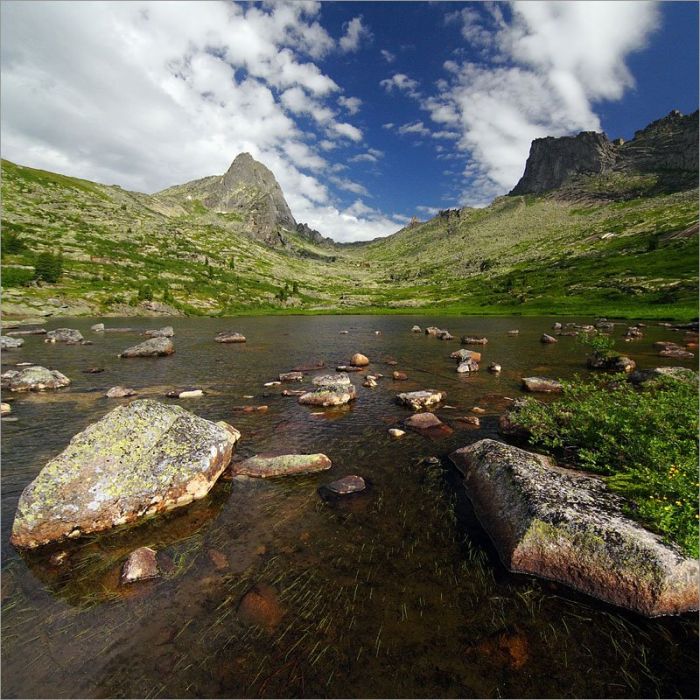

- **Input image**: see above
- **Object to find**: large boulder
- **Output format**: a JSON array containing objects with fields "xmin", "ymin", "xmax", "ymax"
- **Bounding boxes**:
[
  {"xmin": 0, "ymin": 336, "xmax": 24, "ymax": 350},
  {"xmin": 449, "ymin": 439, "xmax": 699, "ymax": 616},
  {"xmin": 396, "ymin": 389, "xmax": 446, "ymax": 410},
  {"xmin": 10, "ymin": 400, "xmax": 240, "ymax": 549},
  {"xmin": 145, "ymin": 326, "xmax": 174, "ymax": 338},
  {"xmin": 45, "ymin": 328, "xmax": 84, "ymax": 344},
  {"xmin": 233, "ymin": 453, "xmax": 331, "ymax": 478},
  {"xmin": 1, "ymin": 366, "xmax": 71, "ymax": 392},
  {"xmin": 215, "ymin": 331, "xmax": 246, "ymax": 343},
  {"xmin": 119, "ymin": 337, "xmax": 174, "ymax": 358},
  {"xmin": 298, "ymin": 384, "xmax": 357, "ymax": 407}
]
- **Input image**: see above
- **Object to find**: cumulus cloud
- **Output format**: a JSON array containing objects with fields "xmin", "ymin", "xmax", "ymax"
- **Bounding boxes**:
[
  {"xmin": 379, "ymin": 73, "xmax": 420, "ymax": 97},
  {"xmin": 339, "ymin": 16, "xmax": 372, "ymax": 53},
  {"xmin": 397, "ymin": 121, "xmax": 431, "ymax": 137},
  {"xmin": 337, "ymin": 95, "xmax": 362, "ymax": 115},
  {"xmin": 0, "ymin": 0, "xmax": 389, "ymax": 241},
  {"xmin": 428, "ymin": 1, "xmax": 660, "ymax": 205},
  {"xmin": 299, "ymin": 200, "xmax": 404, "ymax": 243}
]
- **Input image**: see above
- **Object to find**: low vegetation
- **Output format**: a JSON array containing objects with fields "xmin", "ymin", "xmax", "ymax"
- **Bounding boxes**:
[{"xmin": 515, "ymin": 375, "xmax": 699, "ymax": 557}]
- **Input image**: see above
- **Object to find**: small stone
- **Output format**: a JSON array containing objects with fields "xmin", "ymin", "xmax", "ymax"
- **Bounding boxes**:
[
  {"xmin": 121, "ymin": 547, "xmax": 159, "ymax": 584},
  {"xmin": 215, "ymin": 331, "xmax": 246, "ymax": 343},
  {"xmin": 264, "ymin": 381, "xmax": 281, "ymax": 387},
  {"xmin": 282, "ymin": 389, "xmax": 305, "ymax": 396},
  {"xmin": 488, "ymin": 363, "xmax": 502, "ymax": 373},
  {"xmin": 374, "ymin": 331, "xmax": 381, "ymax": 335},
  {"xmin": 363, "ymin": 377, "xmax": 378, "ymax": 388},
  {"xmin": 552, "ymin": 322, "xmax": 562, "ymax": 330},
  {"xmin": 0, "ymin": 336, "xmax": 24, "ymax": 350},
  {"xmin": 350, "ymin": 353, "xmax": 369, "ymax": 367},
  {"xmin": 540, "ymin": 334, "xmax": 558, "ymax": 344},
  {"xmin": 396, "ymin": 389, "xmax": 446, "ymax": 411},
  {"xmin": 461, "ymin": 336, "xmax": 488, "ymax": 345},
  {"xmin": 82, "ymin": 367, "xmax": 105, "ymax": 374},
  {"xmin": 404, "ymin": 412, "xmax": 453, "ymax": 438},
  {"xmin": 339, "ymin": 330, "xmax": 349, "ymax": 334},
  {"xmin": 471, "ymin": 406, "xmax": 486, "ymax": 414},
  {"xmin": 457, "ymin": 359, "xmax": 480, "ymax": 373},
  {"xmin": 451, "ymin": 349, "xmax": 481, "ymax": 363},
  {"xmin": 336, "ymin": 365, "xmax": 364, "ymax": 372},
  {"xmin": 1, "ymin": 402, "xmax": 11, "ymax": 416},
  {"xmin": 49, "ymin": 550, "xmax": 69, "ymax": 566},
  {"xmin": 385, "ymin": 359, "xmax": 398, "ymax": 366},
  {"xmin": 325, "ymin": 475, "xmax": 366, "ymax": 494},
  {"xmin": 299, "ymin": 384, "xmax": 357, "ymax": 406},
  {"xmin": 178, "ymin": 389, "xmax": 203, "ymax": 399},
  {"xmin": 91, "ymin": 323, "xmax": 105, "ymax": 332},
  {"xmin": 457, "ymin": 416, "xmax": 480, "ymax": 426},
  {"xmin": 507, "ymin": 330, "xmax": 519, "ymax": 336},
  {"xmin": 411, "ymin": 325, "xmax": 422, "ymax": 333},
  {"xmin": 279, "ymin": 371, "xmax": 303, "ymax": 382},
  {"xmin": 392, "ymin": 371, "xmax": 408, "ymax": 380},
  {"xmin": 106, "ymin": 386, "xmax": 136, "ymax": 399},
  {"xmin": 388, "ymin": 428, "xmax": 405, "ymax": 438},
  {"xmin": 238, "ymin": 584, "xmax": 283, "ymax": 629}
]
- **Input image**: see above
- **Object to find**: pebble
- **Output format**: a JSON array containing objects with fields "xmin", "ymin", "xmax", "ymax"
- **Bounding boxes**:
[{"xmin": 388, "ymin": 428, "xmax": 405, "ymax": 438}]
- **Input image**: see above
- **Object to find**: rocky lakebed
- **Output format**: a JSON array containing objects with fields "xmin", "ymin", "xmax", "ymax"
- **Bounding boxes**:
[{"xmin": 1, "ymin": 315, "xmax": 698, "ymax": 698}]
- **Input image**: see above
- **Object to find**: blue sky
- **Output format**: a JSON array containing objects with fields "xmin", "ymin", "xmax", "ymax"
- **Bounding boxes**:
[{"xmin": 1, "ymin": 1, "xmax": 697, "ymax": 241}]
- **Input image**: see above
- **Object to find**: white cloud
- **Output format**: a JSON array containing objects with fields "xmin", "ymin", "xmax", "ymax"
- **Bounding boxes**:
[
  {"xmin": 0, "ymin": 0, "xmax": 391, "ymax": 241},
  {"xmin": 397, "ymin": 121, "xmax": 431, "ymax": 137},
  {"xmin": 431, "ymin": 0, "xmax": 660, "ymax": 205},
  {"xmin": 416, "ymin": 205, "xmax": 441, "ymax": 216},
  {"xmin": 339, "ymin": 16, "xmax": 371, "ymax": 53},
  {"xmin": 379, "ymin": 73, "xmax": 419, "ymax": 96},
  {"xmin": 337, "ymin": 95, "xmax": 362, "ymax": 115},
  {"xmin": 328, "ymin": 176, "xmax": 368, "ymax": 196},
  {"xmin": 380, "ymin": 49, "xmax": 396, "ymax": 63}
]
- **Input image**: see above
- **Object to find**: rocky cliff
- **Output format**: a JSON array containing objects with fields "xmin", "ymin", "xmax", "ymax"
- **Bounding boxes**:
[{"xmin": 510, "ymin": 110, "xmax": 699, "ymax": 196}]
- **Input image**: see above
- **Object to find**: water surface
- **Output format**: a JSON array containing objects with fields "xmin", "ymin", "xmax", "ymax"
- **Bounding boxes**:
[{"xmin": 2, "ymin": 315, "xmax": 697, "ymax": 698}]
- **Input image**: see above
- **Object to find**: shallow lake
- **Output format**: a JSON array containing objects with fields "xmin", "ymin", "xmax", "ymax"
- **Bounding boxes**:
[{"xmin": 1, "ymin": 315, "xmax": 697, "ymax": 698}]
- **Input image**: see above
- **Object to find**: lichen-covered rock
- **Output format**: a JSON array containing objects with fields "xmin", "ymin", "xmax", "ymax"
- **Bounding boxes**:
[
  {"xmin": 119, "ymin": 337, "xmax": 174, "ymax": 358},
  {"xmin": 396, "ymin": 389, "xmax": 446, "ymax": 410},
  {"xmin": 449, "ymin": 439, "xmax": 699, "ymax": 617},
  {"xmin": 521, "ymin": 377, "xmax": 562, "ymax": 393},
  {"xmin": 233, "ymin": 453, "xmax": 331, "ymax": 478},
  {"xmin": 313, "ymin": 373, "xmax": 350, "ymax": 387},
  {"xmin": 2, "ymin": 366, "xmax": 71, "ymax": 392},
  {"xmin": 121, "ymin": 547, "xmax": 159, "ymax": 584},
  {"xmin": 10, "ymin": 399, "xmax": 240, "ymax": 549},
  {"xmin": 451, "ymin": 349, "xmax": 481, "ymax": 363},
  {"xmin": 145, "ymin": 326, "xmax": 174, "ymax": 338},
  {"xmin": 45, "ymin": 328, "xmax": 84, "ymax": 344},
  {"xmin": 215, "ymin": 331, "xmax": 246, "ymax": 343},
  {"xmin": 106, "ymin": 385, "xmax": 136, "ymax": 398},
  {"xmin": 298, "ymin": 384, "xmax": 357, "ymax": 406},
  {"xmin": 0, "ymin": 336, "xmax": 24, "ymax": 350},
  {"xmin": 461, "ymin": 336, "xmax": 488, "ymax": 345}
]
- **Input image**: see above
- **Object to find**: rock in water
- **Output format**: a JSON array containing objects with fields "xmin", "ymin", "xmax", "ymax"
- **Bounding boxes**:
[
  {"xmin": 238, "ymin": 583, "xmax": 284, "ymax": 628},
  {"xmin": 313, "ymin": 373, "xmax": 351, "ymax": 386},
  {"xmin": 324, "ymin": 475, "xmax": 366, "ymax": 494},
  {"xmin": 540, "ymin": 334, "xmax": 558, "ymax": 344},
  {"xmin": 145, "ymin": 326, "xmax": 175, "ymax": 338},
  {"xmin": 10, "ymin": 399, "xmax": 240, "ymax": 549},
  {"xmin": 461, "ymin": 336, "xmax": 488, "ymax": 345},
  {"xmin": 396, "ymin": 389, "xmax": 446, "ymax": 411},
  {"xmin": 449, "ymin": 439, "xmax": 699, "ymax": 616},
  {"xmin": 411, "ymin": 325, "xmax": 422, "ymax": 333},
  {"xmin": 91, "ymin": 323, "xmax": 105, "ymax": 332},
  {"xmin": 350, "ymin": 353, "xmax": 369, "ymax": 366},
  {"xmin": 521, "ymin": 377, "xmax": 562, "ymax": 393},
  {"xmin": 457, "ymin": 359, "xmax": 480, "ymax": 373},
  {"xmin": 1, "ymin": 366, "xmax": 71, "ymax": 392},
  {"xmin": 629, "ymin": 367, "xmax": 698, "ymax": 386},
  {"xmin": 404, "ymin": 412, "xmax": 453, "ymax": 438},
  {"xmin": 106, "ymin": 385, "xmax": 136, "ymax": 398},
  {"xmin": 233, "ymin": 454, "xmax": 331, "ymax": 478},
  {"xmin": 1, "ymin": 402, "xmax": 12, "ymax": 416},
  {"xmin": 215, "ymin": 331, "xmax": 246, "ymax": 343},
  {"xmin": 451, "ymin": 349, "xmax": 481, "ymax": 363},
  {"xmin": 298, "ymin": 384, "xmax": 357, "ymax": 407},
  {"xmin": 279, "ymin": 371, "xmax": 303, "ymax": 382},
  {"xmin": 0, "ymin": 336, "xmax": 24, "ymax": 350},
  {"xmin": 45, "ymin": 328, "xmax": 84, "ymax": 344},
  {"xmin": 121, "ymin": 547, "xmax": 159, "ymax": 584},
  {"xmin": 119, "ymin": 337, "xmax": 174, "ymax": 358}
]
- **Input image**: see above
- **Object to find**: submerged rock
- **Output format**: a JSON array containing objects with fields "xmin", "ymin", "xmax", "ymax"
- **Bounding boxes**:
[
  {"xmin": 392, "ymin": 371, "xmax": 408, "ymax": 381},
  {"xmin": 449, "ymin": 439, "xmax": 699, "ymax": 616},
  {"xmin": 145, "ymin": 326, "xmax": 175, "ymax": 338},
  {"xmin": 507, "ymin": 330, "xmax": 520, "ymax": 336},
  {"xmin": 215, "ymin": 331, "xmax": 246, "ymax": 343},
  {"xmin": 233, "ymin": 453, "xmax": 331, "ymax": 478},
  {"xmin": 0, "ymin": 336, "xmax": 24, "ymax": 350},
  {"xmin": 7, "ymin": 328, "xmax": 47, "ymax": 336},
  {"xmin": 106, "ymin": 385, "xmax": 136, "ymax": 398},
  {"xmin": 119, "ymin": 337, "xmax": 174, "ymax": 358},
  {"xmin": 396, "ymin": 389, "xmax": 446, "ymax": 411},
  {"xmin": 324, "ymin": 475, "xmax": 366, "ymax": 494},
  {"xmin": 2, "ymin": 366, "xmax": 71, "ymax": 392},
  {"xmin": 121, "ymin": 547, "xmax": 159, "ymax": 584},
  {"xmin": 45, "ymin": 328, "xmax": 84, "ymax": 344},
  {"xmin": 10, "ymin": 399, "xmax": 240, "ymax": 549},
  {"xmin": 404, "ymin": 412, "xmax": 453, "ymax": 438},
  {"xmin": 238, "ymin": 584, "xmax": 284, "ymax": 629},
  {"xmin": 521, "ymin": 377, "xmax": 562, "ymax": 393},
  {"xmin": 298, "ymin": 384, "xmax": 357, "ymax": 406}
]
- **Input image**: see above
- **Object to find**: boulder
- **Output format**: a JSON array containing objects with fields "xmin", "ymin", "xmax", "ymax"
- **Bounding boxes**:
[
  {"xmin": 121, "ymin": 547, "xmax": 159, "ymax": 584},
  {"xmin": 145, "ymin": 326, "xmax": 174, "ymax": 338},
  {"xmin": 404, "ymin": 412, "xmax": 453, "ymax": 438},
  {"xmin": 540, "ymin": 334, "xmax": 558, "ymax": 344},
  {"xmin": 411, "ymin": 325, "xmax": 422, "ymax": 333},
  {"xmin": 119, "ymin": 337, "xmax": 174, "ymax": 358},
  {"xmin": 45, "ymin": 328, "xmax": 84, "ymax": 344},
  {"xmin": 0, "ymin": 336, "xmax": 24, "ymax": 350},
  {"xmin": 521, "ymin": 376, "xmax": 562, "ymax": 393},
  {"xmin": 279, "ymin": 371, "xmax": 303, "ymax": 382},
  {"xmin": 587, "ymin": 354, "xmax": 637, "ymax": 373},
  {"xmin": 449, "ymin": 439, "xmax": 699, "ymax": 616},
  {"xmin": 350, "ymin": 353, "xmax": 369, "ymax": 367},
  {"xmin": 106, "ymin": 386, "xmax": 136, "ymax": 398},
  {"xmin": 629, "ymin": 367, "xmax": 698, "ymax": 386},
  {"xmin": 457, "ymin": 359, "xmax": 480, "ymax": 373},
  {"xmin": 215, "ymin": 331, "xmax": 246, "ymax": 343},
  {"xmin": 233, "ymin": 453, "xmax": 331, "ymax": 478},
  {"xmin": 1, "ymin": 366, "xmax": 71, "ymax": 392},
  {"xmin": 461, "ymin": 336, "xmax": 488, "ymax": 345},
  {"xmin": 324, "ymin": 475, "xmax": 366, "ymax": 495},
  {"xmin": 91, "ymin": 323, "xmax": 105, "ymax": 332},
  {"xmin": 313, "ymin": 373, "xmax": 351, "ymax": 386},
  {"xmin": 451, "ymin": 349, "xmax": 481, "ymax": 363},
  {"xmin": 396, "ymin": 389, "xmax": 446, "ymax": 411},
  {"xmin": 10, "ymin": 399, "xmax": 240, "ymax": 549},
  {"xmin": 298, "ymin": 384, "xmax": 357, "ymax": 407}
]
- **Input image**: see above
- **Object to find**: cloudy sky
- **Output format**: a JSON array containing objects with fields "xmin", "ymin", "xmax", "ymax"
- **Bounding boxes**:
[{"xmin": 1, "ymin": 1, "xmax": 697, "ymax": 242}]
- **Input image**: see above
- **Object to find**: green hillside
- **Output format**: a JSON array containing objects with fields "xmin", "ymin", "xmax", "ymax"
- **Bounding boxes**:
[{"xmin": 1, "ymin": 159, "xmax": 697, "ymax": 320}]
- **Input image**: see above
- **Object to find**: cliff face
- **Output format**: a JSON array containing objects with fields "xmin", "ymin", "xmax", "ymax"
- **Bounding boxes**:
[{"xmin": 509, "ymin": 110, "xmax": 699, "ymax": 196}]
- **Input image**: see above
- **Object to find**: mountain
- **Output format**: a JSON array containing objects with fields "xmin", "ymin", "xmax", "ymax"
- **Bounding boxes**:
[
  {"xmin": 1, "ymin": 109, "xmax": 697, "ymax": 321},
  {"xmin": 510, "ymin": 110, "xmax": 698, "ymax": 196}
]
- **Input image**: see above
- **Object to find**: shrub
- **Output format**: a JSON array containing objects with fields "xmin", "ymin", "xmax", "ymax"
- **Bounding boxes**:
[
  {"xmin": 2, "ymin": 230, "xmax": 27, "ymax": 255},
  {"xmin": 137, "ymin": 284, "xmax": 153, "ymax": 301},
  {"xmin": 516, "ymin": 374, "xmax": 699, "ymax": 556},
  {"xmin": 1, "ymin": 266, "xmax": 34, "ymax": 287},
  {"xmin": 34, "ymin": 251, "xmax": 63, "ymax": 283}
]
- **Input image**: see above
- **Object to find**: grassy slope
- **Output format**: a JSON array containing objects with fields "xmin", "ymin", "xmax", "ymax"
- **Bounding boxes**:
[{"xmin": 1, "ymin": 160, "xmax": 698, "ymax": 319}]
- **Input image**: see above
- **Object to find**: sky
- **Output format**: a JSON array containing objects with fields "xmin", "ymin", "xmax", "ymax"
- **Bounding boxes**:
[{"xmin": 1, "ymin": 1, "xmax": 697, "ymax": 242}]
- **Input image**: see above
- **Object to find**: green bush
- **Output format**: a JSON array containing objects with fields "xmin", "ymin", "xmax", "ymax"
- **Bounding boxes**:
[
  {"xmin": 34, "ymin": 251, "xmax": 63, "ymax": 283},
  {"xmin": 516, "ymin": 374, "xmax": 699, "ymax": 556},
  {"xmin": 2, "ymin": 229, "xmax": 27, "ymax": 255},
  {"xmin": 1, "ymin": 266, "xmax": 34, "ymax": 287},
  {"xmin": 137, "ymin": 284, "xmax": 153, "ymax": 301}
]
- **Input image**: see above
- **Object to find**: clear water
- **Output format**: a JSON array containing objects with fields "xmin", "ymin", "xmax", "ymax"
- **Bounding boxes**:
[{"xmin": 1, "ymin": 315, "xmax": 697, "ymax": 698}]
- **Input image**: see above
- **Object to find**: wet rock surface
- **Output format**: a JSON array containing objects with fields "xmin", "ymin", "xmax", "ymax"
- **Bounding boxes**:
[
  {"xmin": 279, "ymin": 371, "xmax": 303, "ymax": 382},
  {"xmin": 449, "ymin": 439, "xmax": 700, "ymax": 616},
  {"xmin": 521, "ymin": 376, "xmax": 563, "ymax": 393},
  {"xmin": 119, "ymin": 337, "xmax": 175, "ymax": 358},
  {"xmin": 121, "ymin": 547, "xmax": 160, "ymax": 584},
  {"xmin": 1, "ymin": 336, "xmax": 25, "ymax": 350},
  {"xmin": 10, "ymin": 399, "xmax": 240, "ymax": 548},
  {"xmin": 461, "ymin": 336, "xmax": 488, "ymax": 345},
  {"xmin": 396, "ymin": 389, "xmax": 446, "ymax": 411},
  {"xmin": 298, "ymin": 384, "xmax": 357, "ymax": 406},
  {"xmin": 404, "ymin": 412, "xmax": 453, "ymax": 438},
  {"xmin": 2, "ymin": 366, "xmax": 71, "ymax": 392},
  {"xmin": 233, "ymin": 453, "xmax": 331, "ymax": 478},
  {"xmin": 324, "ymin": 475, "xmax": 366, "ymax": 494}
]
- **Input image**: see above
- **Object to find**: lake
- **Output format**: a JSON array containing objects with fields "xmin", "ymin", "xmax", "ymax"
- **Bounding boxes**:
[{"xmin": 1, "ymin": 315, "xmax": 697, "ymax": 698}]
